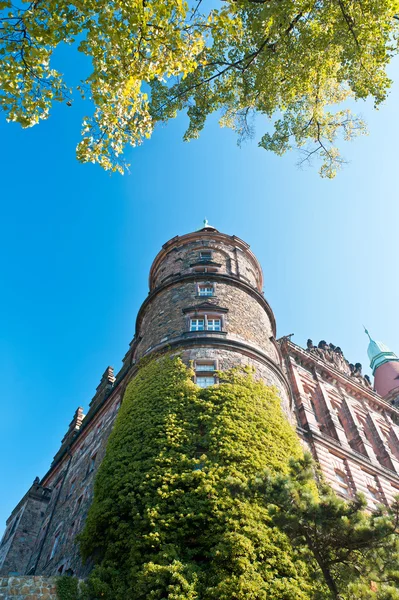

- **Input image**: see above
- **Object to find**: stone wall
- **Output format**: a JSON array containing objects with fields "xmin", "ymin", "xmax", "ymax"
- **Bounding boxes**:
[{"xmin": 0, "ymin": 576, "xmax": 56, "ymax": 600}]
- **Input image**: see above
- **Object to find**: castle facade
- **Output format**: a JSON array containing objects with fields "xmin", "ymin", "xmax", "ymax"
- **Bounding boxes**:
[{"xmin": 2, "ymin": 224, "xmax": 399, "ymax": 578}]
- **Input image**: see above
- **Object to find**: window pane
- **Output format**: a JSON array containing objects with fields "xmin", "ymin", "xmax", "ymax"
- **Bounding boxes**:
[
  {"xmin": 199, "ymin": 286, "xmax": 214, "ymax": 296},
  {"xmin": 368, "ymin": 487, "xmax": 379, "ymax": 501},
  {"xmin": 196, "ymin": 376, "xmax": 215, "ymax": 388},
  {"xmin": 335, "ymin": 471, "xmax": 346, "ymax": 485},
  {"xmin": 200, "ymin": 251, "xmax": 212, "ymax": 262},
  {"xmin": 207, "ymin": 319, "xmax": 221, "ymax": 331},
  {"xmin": 190, "ymin": 319, "xmax": 204, "ymax": 331},
  {"xmin": 196, "ymin": 363, "xmax": 216, "ymax": 372}
]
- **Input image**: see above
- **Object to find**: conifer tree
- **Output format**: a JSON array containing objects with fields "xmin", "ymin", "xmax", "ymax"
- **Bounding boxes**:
[{"xmin": 251, "ymin": 454, "xmax": 399, "ymax": 599}]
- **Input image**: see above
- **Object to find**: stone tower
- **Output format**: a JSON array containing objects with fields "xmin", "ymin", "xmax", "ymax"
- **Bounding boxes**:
[
  {"xmin": 0, "ymin": 224, "xmax": 291, "ymax": 578},
  {"xmin": 2, "ymin": 225, "xmax": 399, "ymax": 580},
  {"xmin": 119, "ymin": 221, "xmax": 292, "ymax": 414}
]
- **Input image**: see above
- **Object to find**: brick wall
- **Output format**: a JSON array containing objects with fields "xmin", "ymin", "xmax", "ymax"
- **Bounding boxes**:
[
  {"xmin": 0, "ymin": 576, "xmax": 56, "ymax": 600},
  {"xmin": 282, "ymin": 339, "xmax": 399, "ymax": 508}
]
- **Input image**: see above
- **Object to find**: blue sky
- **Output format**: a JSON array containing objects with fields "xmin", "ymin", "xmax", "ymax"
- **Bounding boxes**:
[{"xmin": 1, "ymin": 47, "xmax": 399, "ymax": 532}]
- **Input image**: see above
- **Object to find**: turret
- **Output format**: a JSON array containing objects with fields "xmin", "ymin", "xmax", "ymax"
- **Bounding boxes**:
[{"xmin": 365, "ymin": 329, "xmax": 399, "ymax": 404}]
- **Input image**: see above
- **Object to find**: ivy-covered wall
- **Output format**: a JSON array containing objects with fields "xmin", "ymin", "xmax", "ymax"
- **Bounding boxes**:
[{"xmin": 79, "ymin": 356, "xmax": 321, "ymax": 599}]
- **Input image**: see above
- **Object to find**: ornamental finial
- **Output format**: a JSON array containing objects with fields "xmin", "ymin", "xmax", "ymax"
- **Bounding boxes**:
[{"xmin": 364, "ymin": 326, "xmax": 372, "ymax": 342}]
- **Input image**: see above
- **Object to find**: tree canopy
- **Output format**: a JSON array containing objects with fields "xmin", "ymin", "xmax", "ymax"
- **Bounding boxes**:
[{"xmin": 1, "ymin": 0, "xmax": 399, "ymax": 176}]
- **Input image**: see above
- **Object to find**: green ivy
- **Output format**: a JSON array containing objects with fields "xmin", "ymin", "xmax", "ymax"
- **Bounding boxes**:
[
  {"xmin": 79, "ymin": 355, "xmax": 325, "ymax": 599},
  {"xmin": 56, "ymin": 575, "xmax": 80, "ymax": 600}
]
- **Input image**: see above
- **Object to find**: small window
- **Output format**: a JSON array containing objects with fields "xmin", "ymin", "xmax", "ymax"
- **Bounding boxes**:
[
  {"xmin": 198, "ymin": 285, "xmax": 214, "ymax": 297},
  {"xmin": 196, "ymin": 376, "xmax": 215, "ymax": 388},
  {"xmin": 334, "ymin": 470, "xmax": 350, "ymax": 496},
  {"xmin": 68, "ymin": 479, "xmax": 76, "ymax": 497},
  {"xmin": 96, "ymin": 422, "xmax": 103, "ymax": 434},
  {"xmin": 75, "ymin": 495, "xmax": 83, "ymax": 514},
  {"xmin": 88, "ymin": 454, "xmax": 97, "ymax": 474},
  {"xmin": 207, "ymin": 319, "xmax": 221, "ymax": 331},
  {"xmin": 190, "ymin": 319, "xmax": 205, "ymax": 331},
  {"xmin": 50, "ymin": 530, "xmax": 61, "ymax": 560},
  {"xmin": 58, "ymin": 564, "xmax": 64, "ymax": 575},
  {"xmin": 367, "ymin": 487, "xmax": 381, "ymax": 503},
  {"xmin": 69, "ymin": 521, "xmax": 75, "ymax": 537},
  {"xmin": 199, "ymin": 251, "xmax": 212, "ymax": 262},
  {"xmin": 195, "ymin": 362, "xmax": 216, "ymax": 372}
]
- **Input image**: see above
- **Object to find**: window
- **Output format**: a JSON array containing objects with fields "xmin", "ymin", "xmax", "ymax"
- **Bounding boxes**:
[
  {"xmin": 334, "ymin": 470, "xmax": 350, "ymax": 496},
  {"xmin": 207, "ymin": 319, "xmax": 221, "ymax": 331},
  {"xmin": 75, "ymin": 495, "xmax": 83, "ymax": 514},
  {"xmin": 199, "ymin": 251, "xmax": 212, "ymax": 262},
  {"xmin": 367, "ymin": 487, "xmax": 381, "ymax": 503},
  {"xmin": 196, "ymin": 376, "xmax": 215, "ymax": 388},
  {"xmin": 189, "ymin": 315, "xmax": 223, "ymax": 332},
  {"xmin": 190, "ymin": 319, "xmax": 205, "ymax": 331},
  {"xmin": 50, "ymin": 530, "xmax": 61, "ymax": 560},
  {"xmin": 68, "ymin": 479, "xmax": 76, "ymax": 497},
  {"xmin": 198, "ymin": 285, "xmax": 214, "ymax": 297},
  {"xmin": 195, "ymin": 362, "xmax": 216, "ymax": 372},
  {"xmin": 88, "ymin": 453, "xmax": 97, "ymax": 474}
]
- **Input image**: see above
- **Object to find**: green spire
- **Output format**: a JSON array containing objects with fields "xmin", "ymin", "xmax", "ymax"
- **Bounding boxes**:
[{"xmin": 364, "ymin": 328, "xmax": 399, "ymax": 374}]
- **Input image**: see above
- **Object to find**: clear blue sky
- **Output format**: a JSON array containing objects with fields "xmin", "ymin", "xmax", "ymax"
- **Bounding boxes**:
[{"xmin": 1, "ymin": 45, "xmax": 399, "ymax": 533}]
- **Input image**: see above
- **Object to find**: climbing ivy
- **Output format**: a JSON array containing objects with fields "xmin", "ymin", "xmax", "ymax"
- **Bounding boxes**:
[{"xmin": 79, "ymin": 355, "xmax": 325, "ymax": 599}]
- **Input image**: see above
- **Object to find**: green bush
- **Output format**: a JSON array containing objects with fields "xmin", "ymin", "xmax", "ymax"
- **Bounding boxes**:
[
  {"xmin": 79, "ymin": 355, "xmax": 324, "ymax": 599},
  {"xmin": 56, "ymin": 575, "xmax": 80, "ymax": 600}
]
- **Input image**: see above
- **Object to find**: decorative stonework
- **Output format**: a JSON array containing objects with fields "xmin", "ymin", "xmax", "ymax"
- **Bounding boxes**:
[{"xmin": 306, "ymin": 339, "xmax": 372, "ymax": 389}]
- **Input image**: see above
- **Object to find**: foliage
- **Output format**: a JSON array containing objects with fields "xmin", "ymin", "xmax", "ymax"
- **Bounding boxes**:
[
  {"xmin": 250, "ymin": 453, "xmax": 399, "ymax": 599},
  {"xmin": 79, "ymin": 355, "xmax": 323, "ymax": 599},
  {"xmin": 1, "ymin": 0, "xmax": 399, "ymax": 176},
  {"xmin": 56, "ymin": 575, "xmax": 80, "ymax": 600}
]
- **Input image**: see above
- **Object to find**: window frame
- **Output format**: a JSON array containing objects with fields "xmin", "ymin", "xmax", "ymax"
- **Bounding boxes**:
[
  {"xmin": 199, "ymin": 250, "xmax": 212, "ymax": 263},
  {"xmin": 197, "ymin": 283, "xmax": 215, "ymax": 297},
  {"xmin": 195, "ymin": 376, "xmax": 216, "ymax": 388},
  {"xmin": 188, "ymin": 313, "xmax": 224, "ymax": 332},
  {"xmin": 195, "ymin": 360, "xmax": 217, "ymax": 372},
  {"xmin": 334, "ymin": 469, "xmax": 350, "ymax": 496}
]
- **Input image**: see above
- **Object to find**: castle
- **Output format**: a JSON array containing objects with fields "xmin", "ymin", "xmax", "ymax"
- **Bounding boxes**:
[{"xmin": 2, "ymin": 223, "xmax": 399, "ymax": 578}]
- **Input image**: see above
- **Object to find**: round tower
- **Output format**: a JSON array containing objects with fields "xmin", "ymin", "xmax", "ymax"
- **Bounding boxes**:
[
  {"xmin": 366, "ymin": 329, "xmax": 399, "ymax": 404},
  {"xmin": 124, "ymin": 223, "xmax": 292, "ymax": 416}
]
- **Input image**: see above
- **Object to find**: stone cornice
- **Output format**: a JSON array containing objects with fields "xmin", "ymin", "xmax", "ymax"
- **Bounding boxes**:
[
  {"xmin": 135, "ymin": 272, "xmax": 276, "ymax": 338},
  {"xmin": 282, "ymin": 339, "xmax": 399, "ymax": 421}
]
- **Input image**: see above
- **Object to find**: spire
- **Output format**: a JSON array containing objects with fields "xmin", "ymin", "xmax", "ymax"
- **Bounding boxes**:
[{"xmin": 364, "ymin": 328, "xmax": 399, "ymax": 374}]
